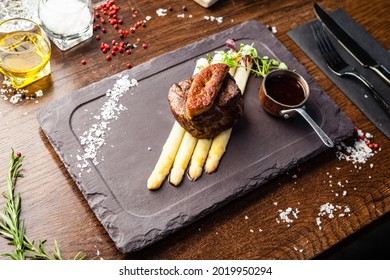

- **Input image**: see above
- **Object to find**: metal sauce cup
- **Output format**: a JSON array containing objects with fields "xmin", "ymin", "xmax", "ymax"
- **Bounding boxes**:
[{"xmin": 259, "ymin": 69, "xmax": 334, "ymax": 147}]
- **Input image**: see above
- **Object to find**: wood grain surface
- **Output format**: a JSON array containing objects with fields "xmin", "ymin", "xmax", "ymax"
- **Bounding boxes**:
[{"xmin": 0, "ymin": 0, "xmax": 389, "ymax": 260}]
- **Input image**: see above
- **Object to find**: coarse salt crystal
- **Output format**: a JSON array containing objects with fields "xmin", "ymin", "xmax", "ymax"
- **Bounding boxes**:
[
  {"xmin": 278, "ymin": 207, "xmax": 299, "ymax": 224},
  {"xmin": 335, "ymin": 139, "xmax": 374, "ymax": 164},
  {"xmin": 10, "ymin": 94, "xmax": 22, "ymax": 104},
  {"xmin": 76, "ymin": 76, "xmax": 137, "ymax": 171},
  {"xmin": 35, "ymin": 89, "xmax": 43, "ymax": 97},
  {"xmin": 204, "ymin": 15, "xmax": 223, "ymax": 24},
  {"xmin": 156, "ymin": 8, "xmax": 167, "ymax": 17},
  {"xmin": 316, "ymin": 203, "xmax": 351, "ymax": 230},
  {"xmin": 316, "ymin": 217, "xmax": 322, "ymax": 230}
]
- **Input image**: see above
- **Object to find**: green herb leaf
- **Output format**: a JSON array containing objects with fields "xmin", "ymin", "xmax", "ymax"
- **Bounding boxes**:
[{"xmin": 210, "ymin": 39, "xmax": 288, "ymax": 77}]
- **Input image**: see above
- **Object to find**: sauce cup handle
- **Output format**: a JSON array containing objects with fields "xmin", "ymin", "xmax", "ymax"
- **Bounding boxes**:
[{"xmin": 280, "ymin": 108, "xmax": 334, "ymax": 148}]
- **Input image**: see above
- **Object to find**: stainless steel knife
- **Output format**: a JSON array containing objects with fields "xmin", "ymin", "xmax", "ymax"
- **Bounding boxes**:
[{"xmin": 313, "ymin": 3, "xmax": 390, "ymax": 85}]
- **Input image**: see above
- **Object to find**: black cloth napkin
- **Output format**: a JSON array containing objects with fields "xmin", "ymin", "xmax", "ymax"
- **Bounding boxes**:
[{"xmin": 288, "ymin": 9, "xmax": 390, "ymax": 138}]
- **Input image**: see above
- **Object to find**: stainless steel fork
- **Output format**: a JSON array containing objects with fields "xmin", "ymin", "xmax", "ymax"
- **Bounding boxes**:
[{"xmin": 311, "ymin": 22, "xmax": 390, "ymax": 116}]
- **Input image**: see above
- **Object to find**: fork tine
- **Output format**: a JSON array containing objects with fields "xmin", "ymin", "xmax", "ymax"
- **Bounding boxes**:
[
  {"xmin": 311, "ymin": 23, "xmax": 332, "ymax": 65},
  {"xmin": 311, "ymin": 22, "xmax": 341, "ymax": 68},
  {"xmin": 318, "ymin": 24, "xmax": 342, "ymax": 66}
]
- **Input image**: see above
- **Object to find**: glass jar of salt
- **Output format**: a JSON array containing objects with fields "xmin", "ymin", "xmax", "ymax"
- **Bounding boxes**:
[{"xmin": 38, "ymin": 0, "xmax": 93, "ymax": 51}]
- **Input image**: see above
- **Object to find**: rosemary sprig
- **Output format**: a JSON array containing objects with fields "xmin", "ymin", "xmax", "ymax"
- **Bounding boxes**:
[{"xmin": 0, "ymin": 149, "xmax": 85, "ymax": 260}]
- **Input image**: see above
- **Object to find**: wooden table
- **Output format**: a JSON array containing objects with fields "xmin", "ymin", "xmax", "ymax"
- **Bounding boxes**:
[{"xmin": 0, "ymin": 0, "xmax": 389, "ymax": 260}]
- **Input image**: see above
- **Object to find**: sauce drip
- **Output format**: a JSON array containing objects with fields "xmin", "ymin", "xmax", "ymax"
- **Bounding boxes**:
[{"xmin": 265, "ymin": 75, "xmax": 306, "ymax": 105}]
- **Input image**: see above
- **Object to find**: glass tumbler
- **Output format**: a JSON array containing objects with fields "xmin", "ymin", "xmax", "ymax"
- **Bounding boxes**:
[
  {"xmin": 38, "ymin": 0, "xmax": 94, "ymax": 51},
  {"xmin": 0, "ymin": 18, "xmax": 51, "ymax": 88}
]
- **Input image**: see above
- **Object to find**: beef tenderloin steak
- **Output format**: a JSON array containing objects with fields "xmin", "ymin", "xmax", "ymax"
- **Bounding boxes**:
[{"xmin": 168, "ymin": 64, "xmax": 244, "ymax": 139}]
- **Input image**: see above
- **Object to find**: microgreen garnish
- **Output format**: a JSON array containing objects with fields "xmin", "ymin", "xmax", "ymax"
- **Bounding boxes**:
[
  {"xmin": 0, "ymin": 149, "xmax": 86, "ymax": 260},
  {"xmin": 211, "ymin": 39, "xmax": 288, "ymax": 77}
]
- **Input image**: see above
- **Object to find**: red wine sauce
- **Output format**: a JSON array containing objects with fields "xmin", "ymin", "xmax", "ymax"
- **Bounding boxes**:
[{"xmin": 265, "ymin": 75, "xmax": 305, "ymax": 105}]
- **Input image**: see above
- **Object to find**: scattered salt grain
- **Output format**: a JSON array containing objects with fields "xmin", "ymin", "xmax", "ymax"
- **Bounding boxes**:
[
  {"xmin": 177, "ymin": 13, "xmax": 185, "ymax": 18},
  {"xmin": 1, "ymin": 77, "xmax": 44, "ymax": 104},
  {"xmin": 204, "ymin": 15, "xmax": 223, "ymax": 24},
  {"xmin": 266, "ymin": 25, "xmax": 277, "ymax": 33},
  {"xmin": 245, "ymin": 215, "xmax": 249, "ymax": 220},
  {"xmin": 273, "ymin": 202, "xmax": 278, "ymax": 206},
  {"xmin": 76, "ymin": 75, "xmax": 137, "ymax": 171},
  {"xmin": 145, "ymin": 15, "xmax": 152, "ymax": 21},
  {"xmin": 156, "ymin": 8, "xmax": 168, "ymax": 17},
  {"xmin": 148, "ymin": 147, "xmax": 152, "ymax": 151},
  {"xmin": 35, "ymin": 89, "xmax": 43, "ymax": 97},
  {"xmin": 316, "ymin": 203, "xmax": 351, "ymax": 230},
  {"xmin": 9, "ymin": 94, "xmax": 22, "ymax": 104},
  {"xmin": 336, "ymin": 139, "xmax": 374, "ymax": 164},
  {"xmin": 316, "ymin": 217, "xmax": 322, "ymax": 230},
  {"xmin": 278, "ymin": 207, "xmax": 299, "ymax": 224}
]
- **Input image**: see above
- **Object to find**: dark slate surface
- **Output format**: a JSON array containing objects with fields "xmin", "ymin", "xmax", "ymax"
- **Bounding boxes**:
[
  {"xmin": 288, "ymin": 9, "xmax": 390, "ymax": 139},
  {"xmin": 37, "ymin": 20, "xmax": 354, "ymax": 253}
]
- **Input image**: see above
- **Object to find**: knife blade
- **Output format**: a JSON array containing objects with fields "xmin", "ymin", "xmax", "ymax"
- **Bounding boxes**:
[{"xmin": 313, "ymin": 3, "xmax": 390, "ymax": 85}]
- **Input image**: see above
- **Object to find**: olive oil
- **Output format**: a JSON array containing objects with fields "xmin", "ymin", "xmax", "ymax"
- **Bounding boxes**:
[{"xmin": 0, "ymin": 31, "xmax": 51, "ymax": 88}]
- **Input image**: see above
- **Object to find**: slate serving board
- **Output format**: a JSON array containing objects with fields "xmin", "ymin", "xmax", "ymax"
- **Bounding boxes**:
[{"xmin": 38, "ymin": 20, "xmax": 354, "ymax": 253}]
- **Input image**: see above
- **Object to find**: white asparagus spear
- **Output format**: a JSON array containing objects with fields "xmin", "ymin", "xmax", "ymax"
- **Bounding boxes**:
[
  {"xmin": 147, "ymin": 58, "xmax": 209, "ymax": 190},
  {"xmin": 188, "ymin": 65, "xmax": 237, "ymax": 181},
  {"xmin": 147, "ymin": 121, "xmax": 186, "ymax": 189},
  {"xmin": 170, "ymin": 53, "xmax": 227, "ymax": 185},
  {"xmin": 204, "ymin": 61, "xmax": 253, "ymax": 173},
  {"xmin": 187, "ymin": 138, "xmax": 212, "ymax": 181},
  {"xmin": 169, "ymin": 132, "xmax": 198, "ymax": 185}
]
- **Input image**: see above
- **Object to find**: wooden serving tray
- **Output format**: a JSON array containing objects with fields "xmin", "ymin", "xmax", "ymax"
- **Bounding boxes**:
[{"xmin": 38, "ymin": 20, "xmax": 354, "ymax": 253}]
